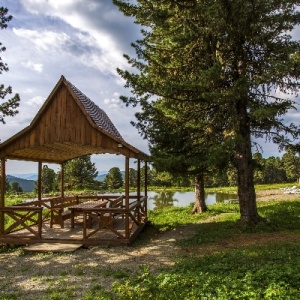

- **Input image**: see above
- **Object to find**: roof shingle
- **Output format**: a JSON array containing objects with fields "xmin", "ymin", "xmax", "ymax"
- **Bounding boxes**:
[{"xmin": 66, "ymin": 80, "xmax": 124, "ymax": 141}]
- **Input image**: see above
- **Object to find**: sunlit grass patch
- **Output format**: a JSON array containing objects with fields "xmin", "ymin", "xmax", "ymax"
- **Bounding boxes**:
[{"xmin": 112, "ymin": 242, "xmax": 300, "ymax": 299}]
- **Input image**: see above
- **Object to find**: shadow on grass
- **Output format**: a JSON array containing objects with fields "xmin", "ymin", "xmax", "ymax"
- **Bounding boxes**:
[{"xmin": 145, "ymin": 200, "xmax": 300, "ymax": 248}]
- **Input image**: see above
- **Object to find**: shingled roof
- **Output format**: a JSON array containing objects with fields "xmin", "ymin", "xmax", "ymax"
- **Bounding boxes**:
[
  {"xmin": 66, "ymin": 80, "xmax": 124, "ymax": 141},
  {"xmin": 0, "ymin": 75, "xmax": 149, "ymax": 163}
]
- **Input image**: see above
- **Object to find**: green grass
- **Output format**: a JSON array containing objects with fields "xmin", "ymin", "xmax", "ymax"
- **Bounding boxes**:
[
  {"xmin": 1, "ymin": 193, "xmax": 299, "ymax": 299},
  {"xmin": 144, "ymin": 200, "xmax": 300, "ymax": 246},
  {"xmin": 111, "ymin": 199, "xmax": 300, "ymax": 299},
  {"xmin": 112, "ymin": 242, "xmax": 300, "ymax": 299}
]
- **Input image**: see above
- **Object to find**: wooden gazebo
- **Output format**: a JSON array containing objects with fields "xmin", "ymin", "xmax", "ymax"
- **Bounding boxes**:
[{"xmin": 0, "ymin": 75, "xmax": 150, "ymax": 247}]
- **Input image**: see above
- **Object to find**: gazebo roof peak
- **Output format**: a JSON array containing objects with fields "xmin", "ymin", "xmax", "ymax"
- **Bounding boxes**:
[
  {"xmin": 0, "ymin": 75, "xmax": 150, "ymax": 163},
  {"xmin": 65, "ymin": 78, "xmax": 124, "ymax": 141}
]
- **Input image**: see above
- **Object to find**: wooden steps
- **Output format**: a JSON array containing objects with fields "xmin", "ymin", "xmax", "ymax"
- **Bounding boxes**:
[{"xmin": 23, "ymin": 242, "xmax": 82, "ymax": 253}]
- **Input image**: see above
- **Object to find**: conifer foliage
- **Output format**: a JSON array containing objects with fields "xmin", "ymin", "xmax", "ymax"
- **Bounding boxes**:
[
  {"xmin": 0, "ymin": 7, "xmax": 20, "ymax": 125},
  {"xmin": 113, "ymin": 0, "xmax": 300, "ymax": 223}
]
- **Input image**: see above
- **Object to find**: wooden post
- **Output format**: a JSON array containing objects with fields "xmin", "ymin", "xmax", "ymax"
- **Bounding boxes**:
[
  {"xmin": 38, "ymin": 161, "xmax": 42, "ymax": 202},
  {"xmin": 144, "ymin": 161, "xmax": 148, "ymax": 197},
  {"xmin": 61, "ymin": 163, "xmax": 64, "ymax": 198},
  {"xmin": 125, "ymin": 156, "xmax": 130, "ymax": 239},
  {"xmin": 0, "ymin": 158, "xmax": 6, "ymax": 235},
  {"xmin": 144, "ymin": 161, "xmax": 148, "ymax": 217},
  {"xmin": 137, "ymin": 159, "xmax": 141, "ymax": 200},
  {"xmin": 0, "ymin": 159, "xmax": 5, "ymax": 208}
]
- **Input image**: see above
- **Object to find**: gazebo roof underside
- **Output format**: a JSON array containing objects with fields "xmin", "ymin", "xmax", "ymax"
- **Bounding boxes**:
[{"xmin": 0, "ymin": 76, "xmax": 149, "ymax": 164}]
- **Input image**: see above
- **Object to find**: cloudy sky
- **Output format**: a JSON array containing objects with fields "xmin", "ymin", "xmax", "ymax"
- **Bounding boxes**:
[
  {"xmin": 0, "ymin": 0, "xmax": 147, "ymax": 175},
  {"xmin": 0, "ymin": 0, "xmax": 299, "ymax": 176}
]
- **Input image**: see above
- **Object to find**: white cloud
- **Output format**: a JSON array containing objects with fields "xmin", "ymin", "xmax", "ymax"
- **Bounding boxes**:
[
  {"xmin": 21, "ymin": 60, "xmax": 43, "ymax": 73},
  {"xmin": 22, "ymin": 0, "xmax": 80, "ymax": 14},
  {"xmin": 21, "ymin": 0, "xmax": 133, "ymax": 69},
  {"xmin": 104, "ymin": 97, "xmax": 121, "ymax": 110},
  {"xmin": 26, "ymin": 95, "xmax": 45, "ymax": 107},
  {"xmin": 13, "ymin": 28, "xmax": 71, "ymax": 52},
  {"xmin": 23, "ymin": 88, "xmax": 35, "ymax": 94}
]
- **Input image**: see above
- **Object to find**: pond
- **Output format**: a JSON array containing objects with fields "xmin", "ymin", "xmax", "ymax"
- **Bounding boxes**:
[{"xmin": 147, "ymin": 191, "xmax": 238, "ymax": 210}]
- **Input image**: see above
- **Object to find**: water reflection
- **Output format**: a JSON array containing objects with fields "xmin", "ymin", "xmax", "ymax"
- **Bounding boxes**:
[
  {"xmin": 152, "ymin": 191, "xmax": 178, "ymax": 209},
  {"xmin": 147, "ymin": 191, "xmax": 238, "ymax": 210}
]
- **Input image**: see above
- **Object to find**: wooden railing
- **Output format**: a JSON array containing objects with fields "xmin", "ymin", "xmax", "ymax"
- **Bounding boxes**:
[
  {"xmin": 0, "ymin": 194, "xmax": 147, "ymax": 243},
  {"xmin": 15, "ymin": 196, "xmax": 61, "ymax": 223},
  {"xmin": 0, "ymin": 206, "xmax": 43, "ymax": 238},
  {"xmin": 82, "ymin": 196, "xmax": 147, "ymax": 241}
]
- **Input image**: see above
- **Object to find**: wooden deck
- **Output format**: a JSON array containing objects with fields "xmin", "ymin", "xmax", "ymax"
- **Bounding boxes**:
[
  {"xmin": 0, "ymin": 195, "xmax": 148, "ymax": 247},
  {"xmin": 4, "ymin": 217, "xmax": 143, "ymax": 247}
]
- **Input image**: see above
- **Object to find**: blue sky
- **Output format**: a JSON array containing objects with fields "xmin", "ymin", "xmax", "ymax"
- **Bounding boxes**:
[
  {"xmin": 0, "ymin": 0, "xmax": 147, "ymax": 175},
  {"xmin": 0, "ymin": 0, "xmax": 299, "ymax": 175}
]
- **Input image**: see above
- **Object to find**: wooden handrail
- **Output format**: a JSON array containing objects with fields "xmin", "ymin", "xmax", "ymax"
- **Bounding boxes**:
[
  {"xmin": 0, "ymin": 206, "xmax": 43, "ymax": 211},
  {"xmin": 82, "ymin": 196, "xmax": 148, "ymax": 240},
  {"xmin": 1, "ymin": 206, "xmax": 43, "ymax": 238}
]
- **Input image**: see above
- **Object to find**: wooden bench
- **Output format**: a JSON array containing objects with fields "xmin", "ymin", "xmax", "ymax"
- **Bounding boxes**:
[
  {"xmin": 50, "ymin": 196, "xmax": 79, "ymax": 228},
  {"xmin": 98, "ymin": 196, "xmax": 124, "ymax": 227}
]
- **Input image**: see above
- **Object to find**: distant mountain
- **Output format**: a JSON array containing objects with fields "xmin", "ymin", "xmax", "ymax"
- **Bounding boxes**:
[
  {"xmin": 7, "ymin": 170, "xmax": 125, "ymax": 187},
  {"xmin": 10, "ymin": 173, "xmax": 38, "ymax": 181},
  {"xmin": 96, "ymin": 173, "xmax": 107, "ymax": 181},
  {"xmin": 12, "ymin": 172, "xmax": 111, "ymax": 181},
  {"xmin": 6, "ymin": 175, "xmax": 36, "ymax": 192},
  {"xmin": 96, "ymin": 171, "xmax": 125, "ymax": 181}
]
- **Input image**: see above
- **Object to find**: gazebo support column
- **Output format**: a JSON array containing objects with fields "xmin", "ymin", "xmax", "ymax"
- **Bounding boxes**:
[
  {"xmin": 0, "ymin": 158, "xmax": 6, "ymax": 235},
  {"xmin": 38, "ymin": 161, "xmax": 42, "ymax": 202},
  {"xmin": 144, "ymin": 161, "xmax": 148, "ymax": 197},
  {"xmin": 125, "ymin": 156, "xmax": 130, "ymax": 239},
  {"xmin": 61, "ymin": 163, "xmax": 64, "ymax": 198},
  {"xmin": 137, "ymin": 159, "xmax": 141, "ymax": 200}
]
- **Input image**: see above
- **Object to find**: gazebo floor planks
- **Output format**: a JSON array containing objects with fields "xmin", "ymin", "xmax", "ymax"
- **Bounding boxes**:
[{"xmin": 1, "ymin": 217, "xmax": 145, "ymax": 247}]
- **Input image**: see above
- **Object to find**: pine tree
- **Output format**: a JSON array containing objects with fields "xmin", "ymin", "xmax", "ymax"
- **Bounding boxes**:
[
  {"xmin": 10, "ymin": 181, "xmax": 22, "ymax": 193},
  {"xmin": 41, "ymin": 165, "xmax": 57, "ymax": 194},
  {"xmin": 105, "ymin": 167, "xmax": 123, "ymax": 190},
  {"xmin": 63, "ymin": 156, "xmax": 98, "ymax": 190},
  {"xmin": 114, "ymin": 0, "xmax": 300, "ymax": 223},
  {"xmin": 0, "ymin": 7, "xmax": 20, "ymax": 125},
  {"xmin": 282, "ymin": 147, "xmax": 300, "ymax": 183}
]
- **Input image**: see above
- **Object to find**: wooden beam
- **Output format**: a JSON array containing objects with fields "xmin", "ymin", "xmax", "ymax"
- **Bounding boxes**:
[
  {"xmin": 125, "ymin": 156, "xmax": 130, "ymax": 239},
  {"xmin": 61, "ymin": 163, "xmax": 64, "ymax": 198},
  {"xmin": 137, "ymin": 159, "xmax": 141, "ymax": 200},
  {"xmin": 0, "ymin": 158, "xmax": 5, "ymax": 235},
  {"xmin": 144, "ymin": 161, "xmax": 148, "ymax": 197},
  {"xmin": 0, "ymin": 158, "xmax": 5, "ymax": 208},
  {"xmin": 38, "ymin": 161, "xmax": 42, "ymax": 201}
]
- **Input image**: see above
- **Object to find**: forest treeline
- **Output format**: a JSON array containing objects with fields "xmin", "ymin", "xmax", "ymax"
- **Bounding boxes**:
[
  {"xmin": 152, "ymin": 148, "xmax": 300, "ymax": 188},
  {"xmin": 5, "ymin": 148, "xmax": 300, "ymax": 194}
]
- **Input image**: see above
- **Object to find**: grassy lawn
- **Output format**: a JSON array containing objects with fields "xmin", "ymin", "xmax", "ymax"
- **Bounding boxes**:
[
  {"xmin": 112, "ymin": 199, "xmax": 300, "ymax": 299},
  {"xmin": 1, "ymin": 197, "xmax": 299, "ymax": 299}
]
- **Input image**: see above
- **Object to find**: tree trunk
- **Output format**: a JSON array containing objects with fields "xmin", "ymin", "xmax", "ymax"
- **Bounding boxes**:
[
  {"xmin": 236, "ymin": 98, "xmax": 264, "ymax": 224},
  {"xmin": 191, "ymin": 173, "xmax": 207, "ymax": 214}
]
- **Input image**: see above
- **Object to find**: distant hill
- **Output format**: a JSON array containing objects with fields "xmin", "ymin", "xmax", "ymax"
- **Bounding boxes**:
[
  {"xmin": 96, "ymin": 173, "xmax": 107, "ymax": 181},
  {"xmin": 10, "ymin": 173, "xmax": 38, "ymax": 181},
  {"xmin": 6, "ymin": 170, "xmax": 125, "ymax": 190},
  {"xmin": 96, "ymin": 171, "xmax": 125, "ymax": 181},
  {"xmin": 12, "ymin": 172, "xmax": 112, "ymax": 182},
  {"xmin": 6, "ymin": 175, "xmax": 36, "ymax": 192}
]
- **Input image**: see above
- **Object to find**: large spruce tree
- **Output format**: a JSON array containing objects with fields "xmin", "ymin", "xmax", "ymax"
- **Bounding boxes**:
[
  {"xmin": 114, "ymin": 0, "xmax": 300, "ymax": 223},
  {"xmin": 139, "ymin": 98, "xmax": 231, "ymax": 213}
]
